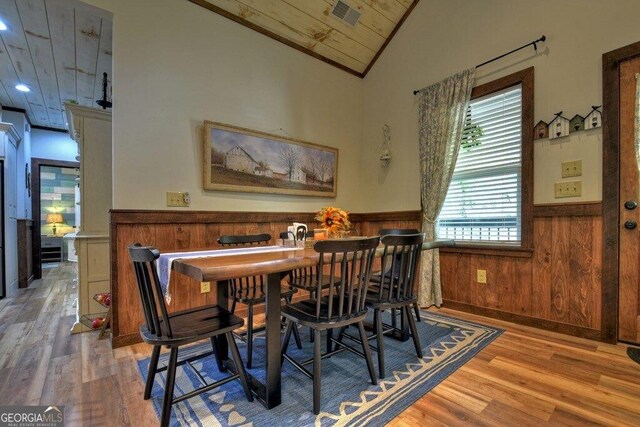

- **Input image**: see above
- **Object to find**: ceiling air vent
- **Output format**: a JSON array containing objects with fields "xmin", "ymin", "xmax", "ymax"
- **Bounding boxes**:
[{"xmin": 331, "ymin": 0, "xmax": 361, "ymax": 27}]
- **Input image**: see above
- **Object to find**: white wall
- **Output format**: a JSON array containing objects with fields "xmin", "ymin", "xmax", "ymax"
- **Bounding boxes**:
[
  {"xmin": 30, "ymin": 129, "xmax": 77, "ymax": 163},
  {"xmin": 2, "ymin": 110, "xmax": 32, "ymax": 219},
  {"xmin": 361, "ymin": 0, "xmax": 640, "ymax": 211},
  {"xmin": 82, "ymin": 0, "xmax": 364, "ymax": 212}
]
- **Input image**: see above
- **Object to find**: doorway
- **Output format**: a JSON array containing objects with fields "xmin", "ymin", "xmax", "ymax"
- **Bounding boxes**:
[
  {"xmin": 30, "ymin": 158, "xmax": 79, "ymax": 279},
  {"xmin": 602, "ymin": 41, "xmax": 640, "ymax": 344}
]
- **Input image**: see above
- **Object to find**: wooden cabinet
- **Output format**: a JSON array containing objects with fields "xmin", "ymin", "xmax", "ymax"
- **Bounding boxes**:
[
  {"xmin": 65, "ymin": 104, "xmax": 112, "ymax": 333},
  {"xmin": 41, "ymin": 236, "xmax": 62, "ymax": 263},
  {"xmin": 17, "ymin": 219, "xmax": 34, "ymax": 288}
]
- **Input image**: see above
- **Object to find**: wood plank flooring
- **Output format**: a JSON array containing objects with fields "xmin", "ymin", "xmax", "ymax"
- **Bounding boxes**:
[{"xmin": 1, "ymin": 263, "xmax": 640, "ymax": 426}]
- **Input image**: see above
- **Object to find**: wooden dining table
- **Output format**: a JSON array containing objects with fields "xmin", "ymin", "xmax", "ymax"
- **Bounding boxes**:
[{"xmin": 170, "ymin": 239, "xmax": 453, "ymax": 409}]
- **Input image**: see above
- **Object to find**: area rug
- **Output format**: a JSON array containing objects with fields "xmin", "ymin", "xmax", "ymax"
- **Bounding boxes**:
[{"xmin": 137, "ymin": 311, "xmax": 502, "ymax": 426}]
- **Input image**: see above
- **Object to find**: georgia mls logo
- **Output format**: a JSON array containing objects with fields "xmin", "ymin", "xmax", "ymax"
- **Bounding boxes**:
[{"xmin": 0, "ymin": 405, "xmax": 64, "ymax": 426}]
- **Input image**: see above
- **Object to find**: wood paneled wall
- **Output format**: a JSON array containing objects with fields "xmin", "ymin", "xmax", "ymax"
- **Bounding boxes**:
[
  {"xmin": 110, "ymin": 204, "xmax": 603, "ymax": 347},
  {"xmin": 441, "ymin": 202, "xmax": 603, "ymax": 340},
  {"xmin": 110, "ymin": 209, "xmax": 419, "ymax": 347}
]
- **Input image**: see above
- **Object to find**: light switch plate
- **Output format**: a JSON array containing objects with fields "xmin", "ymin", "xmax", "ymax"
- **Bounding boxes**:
[
  {"xmin": 554, "ymin": 181, "xmax": 582, "ymax": 198},
  {"xmin": 562, "ymin": 160, "xmax": 582, "ymax": 178},
  {"xmin": 167, "ymin": 191, "xmax": 190, "ymax": 207}
]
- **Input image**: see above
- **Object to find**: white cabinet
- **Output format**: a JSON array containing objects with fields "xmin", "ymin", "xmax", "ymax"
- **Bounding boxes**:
[{"xmin": 65, "ymin": 104, "xmax": 112, "ymax": 333}]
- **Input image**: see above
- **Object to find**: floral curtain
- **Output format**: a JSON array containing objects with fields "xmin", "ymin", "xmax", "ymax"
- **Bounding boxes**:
[{"xmin": 417, "ymin": 68, "xmax": 475, "ymax": 307}]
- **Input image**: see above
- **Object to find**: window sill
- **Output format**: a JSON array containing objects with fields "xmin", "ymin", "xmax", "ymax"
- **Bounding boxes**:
[{"xmin": 439, "ymin": 243, "xmax": 533, "ymax": 258}]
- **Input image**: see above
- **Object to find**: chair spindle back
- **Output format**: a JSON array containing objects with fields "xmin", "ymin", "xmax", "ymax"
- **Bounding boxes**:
[
  {"xmin": 217, "ymin": 234, "xmax": 272, "ymax": 298},
  {"xmin": 128, "ymin": 243, "xmax": 173, "ymax": 338},
  {"xmin": 374, "ymin": 233, "xmax": 425, "ymax": 304},
  {"xmin": 313, "ymin": 237, "xmax": 379, "ymax": 321}
]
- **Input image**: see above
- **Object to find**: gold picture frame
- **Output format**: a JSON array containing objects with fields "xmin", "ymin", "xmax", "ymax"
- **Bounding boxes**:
[{"xmin": 203, "ymin": 121, "xmax": 338, "ymax": 197}]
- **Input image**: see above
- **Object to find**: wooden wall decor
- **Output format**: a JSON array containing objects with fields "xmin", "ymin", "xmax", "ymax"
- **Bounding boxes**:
[
  {"xmin": 549, "ymin": 112, "xmax": 570, "ymax": 139},
  {"xmin": 585, "ymin": 105, "xmax": 603, "ymax": 129},
  {"xmin": 534, "ymin": 120, "xmax": 549, "ymax": 140},
  {"xmin": 570, "ymin": 114, "xmax": 585, "ymax": 132},
  {"xmin": 111, "ymin": 204, "xmax": 604, "ymax": 347}
]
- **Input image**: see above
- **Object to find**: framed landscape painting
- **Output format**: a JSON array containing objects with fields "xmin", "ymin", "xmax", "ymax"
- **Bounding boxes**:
[{"xmin": 203, "ymin": 121, "xmax": 338, "ymax": 197}]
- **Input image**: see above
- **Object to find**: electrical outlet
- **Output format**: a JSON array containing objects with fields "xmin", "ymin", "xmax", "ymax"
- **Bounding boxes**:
[
  {"xmin": 477, "ymin": 269, "xmax": 487, "ymax": 284},
  {"xmin": 554, "ymin": 181, "xmax": 582, "ymax": 198},
  {"xmin": 561, "ymin": 160, "xmax": 582, "ymax": 177},
  {"xmin": 200, "ymin": 282, "xmax": 211, "ymax": 293},
  {"xmin": 167, "ymin": 191, "xmax": 190, "ymax": 207}
]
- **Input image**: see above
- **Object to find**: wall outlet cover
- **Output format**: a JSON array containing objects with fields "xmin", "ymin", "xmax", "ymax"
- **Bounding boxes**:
[
  {"xmin": 561, "ymin": 160, "xmax": 582, "ymax": 178},
  {"xmin": 554, "ymin": 180, "xmax": 582, "ymax": 198},
  {"xmin": 477, "ymin": 269, "xmax": 487, "ymax": 284}
]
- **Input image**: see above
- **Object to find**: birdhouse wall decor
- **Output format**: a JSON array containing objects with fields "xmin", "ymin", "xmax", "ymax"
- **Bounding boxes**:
[
  {"xmin": 549, "ymin": 112, "xmax": 570, "ymax": 139},
  {"xmin": 584, "ymin": 105, "xmax": 602, "ymax": 129},
  {"xmin": 569, "ymin": 114, "xmax": 584, "ymax": 133},
  {"xmin": 534, "ymin": 120, "xmax": 549, "ymax": 140}
]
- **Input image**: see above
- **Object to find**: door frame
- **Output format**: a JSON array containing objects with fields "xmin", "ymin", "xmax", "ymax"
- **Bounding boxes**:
[
  {"xmin": 30, "ymin": 158, "xmax": 79, "ymax": 279},
  {"xmin": 0, "ymin": 159, "xmax": 4, "ymax": 299},
  {"xmin": 602, "ymin": 41, "xmax": 640, "ymax": 343}
]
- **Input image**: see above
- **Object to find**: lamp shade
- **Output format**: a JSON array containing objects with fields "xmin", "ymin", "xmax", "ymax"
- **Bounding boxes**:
[{"xmin": 46, "ymin": 213, "xmax": 64, "ymax": 224}]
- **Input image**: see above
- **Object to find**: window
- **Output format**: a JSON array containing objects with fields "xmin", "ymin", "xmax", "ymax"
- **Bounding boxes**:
[{"xmin": 437, "ymin": 68, "xmax": 533, "ymax": 250}]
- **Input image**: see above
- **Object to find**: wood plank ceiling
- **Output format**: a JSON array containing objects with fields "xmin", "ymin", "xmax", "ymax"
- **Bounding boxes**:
[
  {"xmin": 188, "ymin": 0, "xmax": 419, "ymax": 77},
  {"xmin": 0, "ymin": 0, "xmax": 112, "ymax": 130}
]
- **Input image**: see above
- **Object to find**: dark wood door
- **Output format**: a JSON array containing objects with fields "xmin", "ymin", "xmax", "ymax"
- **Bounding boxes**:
[{"xmin": 618, "ymin": 55, "xmax": 640, "ymax": 343}]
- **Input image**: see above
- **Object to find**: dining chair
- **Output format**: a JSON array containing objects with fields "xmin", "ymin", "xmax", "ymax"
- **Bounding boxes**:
[
  {"xmin": 372, "ymin": 228, "xmax": 422, "ymax": 323},
  {"xmin": 280, "ymin": 236, "xmax": 380, "ymax": 415},
  {"xmin": 279, "ymin": 230, "xmax": 341, "ymax": 346},
  {"xmin": 128, "ymin": 244, "xmax": 253, "ymax": 427},
  {"xmin": 353, "ymin": 233, "xmax": 425, "ymax": 379},
  {"xmin": 217, "ymin": 233, "xmax": 301, "ymax": 368}
]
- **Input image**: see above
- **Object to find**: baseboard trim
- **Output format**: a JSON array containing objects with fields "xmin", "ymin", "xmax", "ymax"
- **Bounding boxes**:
[{"xmin": 443, "ymin": 300, "xmax": 602, "ymax": 341}]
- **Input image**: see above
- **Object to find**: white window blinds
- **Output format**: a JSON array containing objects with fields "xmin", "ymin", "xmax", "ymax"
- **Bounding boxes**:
[{"xmin": 437, "ymin": 84, "xmax": 523, "ymax": 243}]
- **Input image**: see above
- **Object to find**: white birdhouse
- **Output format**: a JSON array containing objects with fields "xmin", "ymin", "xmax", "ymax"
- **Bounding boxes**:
[
  {"xmin": 549, "ymin": 112, "xmax": 570, "ymax": 139},
  {"xmin": 584, "ymin": 106, "xmax": 602, "ymax": 130}
]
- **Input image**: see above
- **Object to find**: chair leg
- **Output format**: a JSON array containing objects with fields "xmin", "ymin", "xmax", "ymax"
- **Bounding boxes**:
[
  {"xmin": 160, "ymin": 347, "xmax": 179, "ymax": 427},
  {"xmin": 391, "ymin": 308, "xmax": 397, "ymax": 329},
  {"xmin": 144, "ymin": 345, "xmax": 161, "ymax": 399},
  {"xmin": 310, "ymin": 291, "xmax": 316, "ymax": 343},
  {"xmin": 336, "ymin": 325, "xmax": 347, "ymax": 344},
  {"xmin": 357, "ymin": 321, "xmax": 377, "ymax": 385},
  {"xmin": 374, "ymin": 310, "xmax": 386, "ymax": 379},
  {"xmin": 210, "ymin": 337, "xmax": 225, "ymax": 373},
  {"xmin": 281, "ymin": 319, "xmax": 294, "ymax": 359},
  {"xmin": 292, "ymin": 322, "xmax": 303, "ymax": 349},
  {"xmin": 226, "ymin": 332, "xmax": 254, "ymax": 402},
  {"xmin": 246, "ymin": 304, "xmax": 254, "ymax": 369},
  {"xmin": 405, "ymin": 305, "xmax": 423, "ymax": 358},
  {"xmin": 326, "ymin": 328, "xmax": 333, "ymax": 355},
  {"xmin": 313, "ymin": 329, "xmax": 322, "ymax": 415},
  {"xmin": 413, "ymin": 301, "xmax": 421, "ymax": 322}
]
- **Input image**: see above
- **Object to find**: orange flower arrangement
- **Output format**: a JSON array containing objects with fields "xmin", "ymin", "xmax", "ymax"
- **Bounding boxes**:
[{"xmin": 315, "ymin": 206, "xmax": 351, "ymax": 235}]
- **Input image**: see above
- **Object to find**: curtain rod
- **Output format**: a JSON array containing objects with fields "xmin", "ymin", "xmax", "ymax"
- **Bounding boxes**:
[{"xmin": 412, "ymin": 35, "xmax": 546, "ymax": 95}]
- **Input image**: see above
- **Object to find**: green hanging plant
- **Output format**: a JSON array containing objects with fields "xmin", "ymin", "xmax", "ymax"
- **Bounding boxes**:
[{"xmin": 461, "ymin": 108, "xmax": 483, "ymax": 151}]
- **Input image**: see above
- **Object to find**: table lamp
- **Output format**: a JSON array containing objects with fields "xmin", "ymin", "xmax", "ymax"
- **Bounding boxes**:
[{"xmin": 46, "ymin": 213, "xmax": 64, "ymax": 236}]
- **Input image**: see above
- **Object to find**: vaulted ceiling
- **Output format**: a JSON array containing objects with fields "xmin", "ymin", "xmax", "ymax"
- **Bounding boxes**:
[
  {"xmin": 188, "ymin": 0, "xmax": 419, "ymax": 77},
  {"xmin": 0, "ymin": 0, "xmax": 112, "ymax": 130}
]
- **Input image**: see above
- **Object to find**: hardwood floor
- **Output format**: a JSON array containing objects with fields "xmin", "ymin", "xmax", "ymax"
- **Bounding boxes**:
[{"xmin": 1, "ymin": 263, "xmax": 640, "ymax": 426}]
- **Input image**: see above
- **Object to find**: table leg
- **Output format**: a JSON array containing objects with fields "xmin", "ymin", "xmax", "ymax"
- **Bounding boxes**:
[
  {"xmin": 215, "ymin": 280, "xmax": 229, "ymax": 368},
  {"xmin": 263, "ymin": 271, "xmax": 282, "ymax": 407}
]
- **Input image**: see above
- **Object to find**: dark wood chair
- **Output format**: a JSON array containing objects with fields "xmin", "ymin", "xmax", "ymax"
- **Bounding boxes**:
[
  {"xmin": 281, "ymin": 237, "xmax": 380, "ymax": 415},
  {"xmin": 279, "ymin": 230, "xmax": 341, "ymax": 345},
  {"xmin": 364, "ymin": 233, "xmax": 424, "ymax": 379},
  {"xmin": 128, "ymin": 244, "xmax": 253, "ymax": 427},
  {"xmin": 217, "ymin": 233, "xmax": 301, "ymax": 368},
  {"xmin": 372, "ymin": 228, "xmax": 422, "ymax": 323}
]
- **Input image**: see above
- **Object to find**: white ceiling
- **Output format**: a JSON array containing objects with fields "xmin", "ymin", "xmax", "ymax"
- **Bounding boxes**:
[{"xmin": 0, "ymin": 0, "xmax": 112, "ymax": 129}]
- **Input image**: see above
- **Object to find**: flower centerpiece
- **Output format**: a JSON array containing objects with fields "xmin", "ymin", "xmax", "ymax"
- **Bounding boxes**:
[{"xmin": 315, "ymin": 206, "xmax": 351, "ymax": 238}]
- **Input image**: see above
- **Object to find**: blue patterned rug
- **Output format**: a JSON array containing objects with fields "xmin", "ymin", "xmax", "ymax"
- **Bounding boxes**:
[{"xmin": 137, "ymin": 311, "xmax": 502, "ymax": 426}]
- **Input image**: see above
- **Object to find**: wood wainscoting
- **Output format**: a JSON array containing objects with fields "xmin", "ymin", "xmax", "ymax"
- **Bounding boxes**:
[
  {"xmin": 110, "ymin": 204, "xmax": 603, "ymax": 347},
  {"xmin": 110, "ymin": 209, "xmax": 420, "ymax": 348},
  {"xmin": 441, "ymin": 202, "xmax": 603, "ymax": 340}
]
